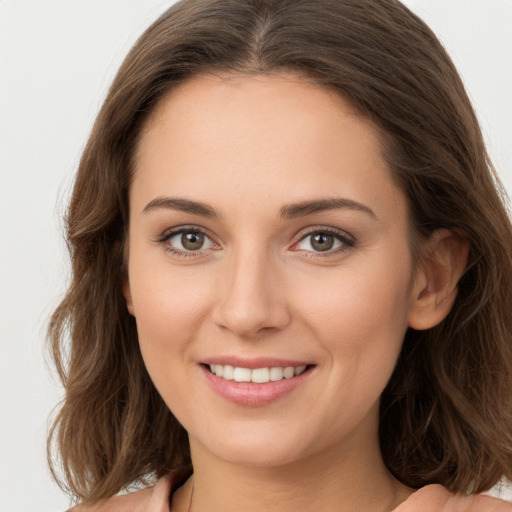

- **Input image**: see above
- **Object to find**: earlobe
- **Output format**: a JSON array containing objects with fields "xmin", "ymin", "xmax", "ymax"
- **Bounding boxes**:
[
  {"xmin": 120, "ymin": 237, "xmax": 135, "ymax": 316},
  {"xmin": 123, "ymin": 279, "xmax": 135, "ymax": 316},
  {"xmin": 408, "ymin": 229, "xmax": 469, "ymax": 330}
]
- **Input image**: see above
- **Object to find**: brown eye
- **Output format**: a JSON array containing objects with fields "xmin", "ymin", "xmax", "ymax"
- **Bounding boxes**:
[
  {"xmin": 310, "ymin": 233, "xmax": 334, "ymax": 251},
  {"xmin": 165, "ymin": 229, "xmax": 215, "ymax": 254},
  {"xmin": 181, "ymin": 231, "xmax": 205, "ymax": 251},
  {"xmin": 293, "ymin": 229, "xmax": 353, "ymax": 254}
]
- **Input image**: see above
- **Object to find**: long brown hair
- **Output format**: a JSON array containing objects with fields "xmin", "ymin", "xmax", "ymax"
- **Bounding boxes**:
[{"xmin": 48, "ymin": 0, "xmax": 512, "ymax": 502}]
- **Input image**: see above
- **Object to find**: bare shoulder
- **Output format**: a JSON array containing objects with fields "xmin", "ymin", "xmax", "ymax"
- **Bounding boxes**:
[{"xmin": 393, "ymin": 484, "xmax": 512, "ymax": 511}]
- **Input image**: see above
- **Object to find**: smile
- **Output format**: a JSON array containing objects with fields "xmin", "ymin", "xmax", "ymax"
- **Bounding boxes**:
[
  {"xmin": 202, "ymin": 362, "xmax": 314, "ymax": 406},
  {"xmin": 209, "ymin": 364, "xmax": 307, "ymax": 383}
]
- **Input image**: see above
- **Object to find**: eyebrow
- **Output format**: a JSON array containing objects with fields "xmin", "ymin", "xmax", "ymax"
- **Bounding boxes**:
[
  {"xmin": 142, "ymin": 196, "xmax": 377, "ymax": 220},
  {"xmin": 143, "ymin": 197, "xmax": 217, "ymax": 217},
  {"xmin": 280, "ymin": 198, "xmax": 377, "ymax": 220}
]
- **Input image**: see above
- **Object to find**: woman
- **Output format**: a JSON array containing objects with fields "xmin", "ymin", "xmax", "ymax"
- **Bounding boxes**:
[{"xmin": 48, "ymin": 0, "xmax": 512, "ymax": 510}]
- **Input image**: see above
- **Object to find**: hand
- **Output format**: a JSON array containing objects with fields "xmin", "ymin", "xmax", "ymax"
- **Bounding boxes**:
[{"xmin": 392, "ymin": 484, "xmax": 512, "ymax": 511}]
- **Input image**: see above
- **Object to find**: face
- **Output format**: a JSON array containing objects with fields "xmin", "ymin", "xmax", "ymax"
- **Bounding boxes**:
[{"xmin": 125, "ymin": 73, "xmax": 419, "ymax": 468}]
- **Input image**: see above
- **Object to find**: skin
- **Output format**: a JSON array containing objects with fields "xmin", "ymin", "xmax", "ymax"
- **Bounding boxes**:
[{"xmin": 123, "ymin": 73, "xmax": 469, "ymax": 512}]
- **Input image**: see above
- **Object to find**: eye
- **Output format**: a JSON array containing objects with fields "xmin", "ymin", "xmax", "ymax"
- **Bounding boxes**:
[
  {"xmin": 170, "ymin": 230, "xmax": 213, "ymax": 251},
  {"xmin": 157, "ymin": 227, "xmax": 217, "ymax": 256},
  {"xmin": 292, "ymin": 228, "xmax": 354, "ymax": 254}
]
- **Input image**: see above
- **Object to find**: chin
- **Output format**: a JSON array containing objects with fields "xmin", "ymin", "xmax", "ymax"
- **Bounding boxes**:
[
  {"xmin": 215, "ymin": 444, "xmax": 306, "ymax": 468},
  {"xmin": 190, "ymin": 426, "xmax": 314, "ymax": 468}
]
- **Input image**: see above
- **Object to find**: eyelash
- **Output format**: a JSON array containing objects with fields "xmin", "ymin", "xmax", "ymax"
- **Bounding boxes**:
[
  {"xmin": 291, "ymin": 227, "xmax": 355, "ymax": 257},
  {"xmin": 155, "ymin": 226, "xmax": 218, "ymax": 258},
  {"xmin": 155, "ymin": 226, "xmax": 355, "ymax": 258}
]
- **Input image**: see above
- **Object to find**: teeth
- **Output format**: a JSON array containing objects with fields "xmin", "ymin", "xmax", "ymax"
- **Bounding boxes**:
[
  {"xmin": 269, "ymin": 367, "xmax": 283, "ymax": 381},
  {"xmin": 233, "ymin": 367, "xmax": 251, "ymax": 382},
  {"xmin": 283, "ymin": 367, "xmax": 295, "ymax": 379},
  {"xmin": 209, "ymin": 364, "xmax": 307, "ymax": 383},
  {"xmin": 222, "ymin": 365, "xmax": 234, "ymax": 380},
  {"xmin": 294, "ymin": 365, "xmax": 307, "ymax": 376},
  {"xmin": 251, "ymin": 367, "xmax": 270, "ymax": 383}
]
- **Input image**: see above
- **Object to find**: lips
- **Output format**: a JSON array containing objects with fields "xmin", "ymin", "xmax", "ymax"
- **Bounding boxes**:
[{"xmin": 201, "ymin": 359, "xmax": 314, "ymax": 406}]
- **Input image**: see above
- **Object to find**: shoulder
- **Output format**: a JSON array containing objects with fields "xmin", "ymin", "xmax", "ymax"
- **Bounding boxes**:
[
  {"xmin": 69, "ymin": 487, "xmax": 154, "ymax": 512},
  {"xmin": 393, "ymin": 484, "xmax": 512, "ymax": 512},
  {"xmin": 69, "ymin": 473, "xmax": 173, "ymax": 512}
]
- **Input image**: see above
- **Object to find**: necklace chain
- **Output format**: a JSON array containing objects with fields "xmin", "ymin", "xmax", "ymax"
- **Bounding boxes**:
[{"xmin": 187, "ymin": 477, "xmax": 195, "ymax": 512}]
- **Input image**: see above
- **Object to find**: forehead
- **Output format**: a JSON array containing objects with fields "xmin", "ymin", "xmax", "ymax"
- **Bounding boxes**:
[
  {"xmin": 138, "ymin": 73, "xmax": 363, "ymax": 156},
  {"xmin": 132, "ymin": 72, "xmax": 406, "ymax": 224}
]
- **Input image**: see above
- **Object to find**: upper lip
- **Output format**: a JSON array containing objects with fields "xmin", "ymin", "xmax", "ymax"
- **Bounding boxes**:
[{"xmin": 201, "ymin": 356, "xmax": 314, "ymax": 369}]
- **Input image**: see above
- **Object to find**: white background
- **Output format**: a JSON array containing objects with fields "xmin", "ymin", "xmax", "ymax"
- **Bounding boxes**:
[{"xmin": 1, "ymin": 1, "xmax": 511, "ymax": 510}]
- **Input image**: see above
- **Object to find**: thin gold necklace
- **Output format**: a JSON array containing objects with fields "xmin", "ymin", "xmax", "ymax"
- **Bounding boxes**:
[{"xmin": 187, "ymin": 477, "xmax": 194, "ymax": 512}]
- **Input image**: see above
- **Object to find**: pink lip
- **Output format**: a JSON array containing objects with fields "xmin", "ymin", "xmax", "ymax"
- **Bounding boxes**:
[{"xmin": 201, "ymin": 363, "xmax": 314, "ymax": 407}]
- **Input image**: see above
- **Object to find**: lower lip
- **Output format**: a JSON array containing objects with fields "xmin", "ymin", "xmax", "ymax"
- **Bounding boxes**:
[{"xmin": 201, "ymin": 365, "xmax": 313, "ymax": 407}]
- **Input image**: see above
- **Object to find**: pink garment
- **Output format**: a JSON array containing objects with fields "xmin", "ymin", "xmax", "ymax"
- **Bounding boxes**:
[
  {"xmin": 69, "ymin": 474, "xmax": 173, "ymax": 512},
  {"xmin": 71, "ymin": 476, "xmax": 512, "ymax": 511}
]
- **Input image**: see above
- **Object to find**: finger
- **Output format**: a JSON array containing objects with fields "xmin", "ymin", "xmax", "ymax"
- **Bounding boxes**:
[{"xmin": 465, "ymin": 494, "xmax": 512, "ymax": 512}]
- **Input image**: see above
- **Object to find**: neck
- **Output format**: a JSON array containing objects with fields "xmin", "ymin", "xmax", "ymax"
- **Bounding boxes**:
[{"xmin": 180, "ymin": 428, "xmax": 411, "ymax": 512}]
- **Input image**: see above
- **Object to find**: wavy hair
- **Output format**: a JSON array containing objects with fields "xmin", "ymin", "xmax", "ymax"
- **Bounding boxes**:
[{"xmin": 48, "ymin": 0, "xmax": 512, "ymax": 502}]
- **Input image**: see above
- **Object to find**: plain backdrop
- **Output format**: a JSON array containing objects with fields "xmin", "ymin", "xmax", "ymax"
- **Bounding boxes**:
[{"xmin": 1, "ymin": 1, "xmax": 511, "ymax": 510}]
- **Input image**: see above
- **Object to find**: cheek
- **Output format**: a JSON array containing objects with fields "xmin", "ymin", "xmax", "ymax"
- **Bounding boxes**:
[
  {"xmin": 128, "ymin": 259, "xmax": 215, "ymax": 368},
  {"xmin": 292, "ymin": 257, "xmax": 413, "ymax": 370}
]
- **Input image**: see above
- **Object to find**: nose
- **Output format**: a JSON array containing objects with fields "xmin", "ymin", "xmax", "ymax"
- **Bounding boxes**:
[{"xmin": 212, "ymin": 247, "xmax": 291, "ymax": 338}]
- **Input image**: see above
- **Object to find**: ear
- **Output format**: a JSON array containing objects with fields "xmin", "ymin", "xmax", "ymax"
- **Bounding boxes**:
[
  {"xmin": 408, "ymin": 229, "xmax": 469, "ymax": 330},
  {"xmin": 119, "ymin": 236, "xmax": 135, "ymax": 316},
  {"xmin": 123, "ymin": 277, "xmax": 135, "ymax": 316}
]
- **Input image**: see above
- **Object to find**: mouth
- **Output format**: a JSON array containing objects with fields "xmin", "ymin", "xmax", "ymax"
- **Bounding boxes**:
[
  {"xmin": 200, "ymin": 358, "xmax": 315, "ymax": 406},
  {"xmin": 206, "ymin": 363, "xmax": 310, "ymax": 383}
]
